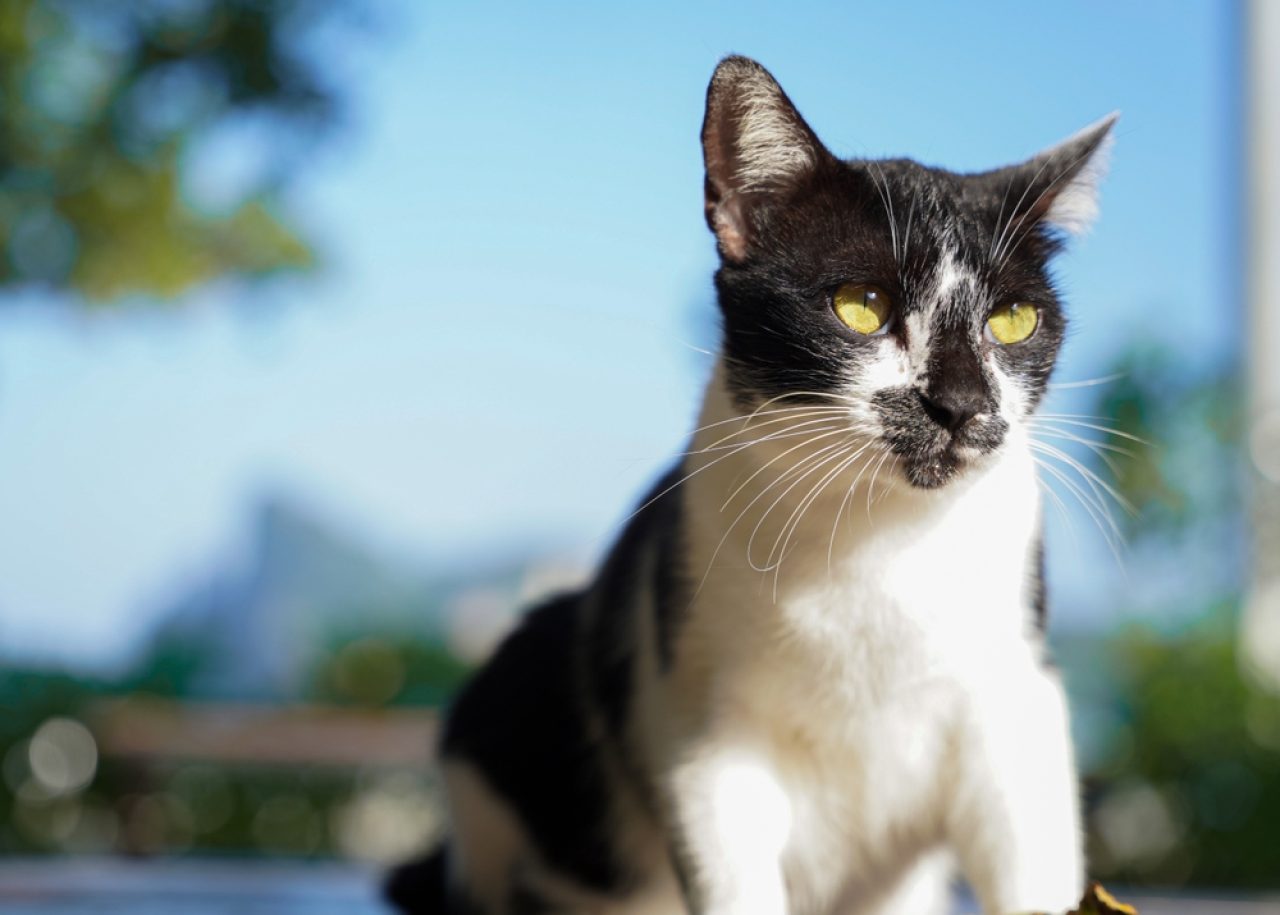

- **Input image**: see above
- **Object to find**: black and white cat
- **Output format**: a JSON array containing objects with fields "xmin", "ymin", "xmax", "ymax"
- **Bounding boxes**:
[{"xmin": 389, "ymin": 56, "xmax": 1115, "ymax": 915}]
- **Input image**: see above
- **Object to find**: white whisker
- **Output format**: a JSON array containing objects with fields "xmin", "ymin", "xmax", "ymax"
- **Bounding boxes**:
[
  {"xmin": 622, "ymin": 417, "xmax": 847, "ymax": 523},
  {"xmin": 827, "ymin": 442, "xmax": 889, "ymax": 571},
  {"xmin": 767, "ymin": 440, "xmax": 876, "ymax": 585},
  {"xmin": 1045, "ymin": 373, "xmax": 1126, "ymax": 390},
  {"xmin": 1033, "ymin": 414, "xmax": 1150, "ymax": 447},
  {"xmin": 687, "ymin": 435, "xmax": 855, "ymax": 605},
  {"xmin": 1030, "ymin": 439, "xmax": 1136, "ymax": 517},
  {"xmin": 1031, "ymin": 450, "xmax": 1125, "ymax": 564},
  {"xmin": 721, "ymin": 427, "xmax": 855, "ymax": 511},
  {"xmin": 745, "ymin": 441, "xmax": 859, "ymax": 575}
]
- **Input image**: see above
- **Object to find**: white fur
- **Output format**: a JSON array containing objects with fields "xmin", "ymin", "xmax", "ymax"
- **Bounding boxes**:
[
  {"xmin": 651, "ymin": 360, "xmax": 1082, "ymax": 915},
  {"xmin": 931, "ymin": 247, "xmax": 972, "ymax": 313},
  {"xmin": 670, "ymin": 746, "xmax": 793, "ymax": 914}
]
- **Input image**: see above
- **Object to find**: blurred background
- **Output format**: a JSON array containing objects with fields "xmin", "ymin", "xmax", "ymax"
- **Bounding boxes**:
[{"xmin": 1, "ymin": 0, "xmax": 1277, "ymax": 911}]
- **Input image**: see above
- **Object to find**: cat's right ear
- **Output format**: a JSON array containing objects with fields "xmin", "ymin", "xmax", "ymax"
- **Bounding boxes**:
[{"xmin": 702, "ymin": 56, "xmax": 831, "ymax": 262}]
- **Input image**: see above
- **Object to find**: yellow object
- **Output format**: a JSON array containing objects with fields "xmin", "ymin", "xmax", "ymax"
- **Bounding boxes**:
[
  {"xmin": 987, "ymin": 302, "xmax": 1039, "ymax": 344},
  {"xmin": 1009, "ymin": 882, "xmax": 1140, "ymax": 915},
  {"xmin": 834, "ymin": 283, "xmax": 892, "ymax": 335},
  {"xmin": 1079, "ymin": 883, "xmax": 1138, "ymax": 915}
]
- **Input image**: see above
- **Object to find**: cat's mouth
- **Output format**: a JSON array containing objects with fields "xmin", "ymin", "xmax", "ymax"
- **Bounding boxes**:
[
  {"xmin": 892, "ymin": 435, "xmax": 1004, "ymax": 489},
  {"xmin": 870, "ymin": 390, "xmax": 1010, "ymax": 490}
]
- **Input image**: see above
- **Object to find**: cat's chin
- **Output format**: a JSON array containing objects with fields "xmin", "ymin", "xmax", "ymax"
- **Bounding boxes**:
[
  {"xmin": 901, "ymin": 458, "xmax": 964, "ymax": 490},
  {"xmin": 899, "ymin": 444, "xmax": 995, "ymax": 490}
]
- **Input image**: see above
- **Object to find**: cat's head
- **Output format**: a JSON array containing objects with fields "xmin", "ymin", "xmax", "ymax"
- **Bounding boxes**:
[{"xmin": 702, "ymin": 56, "xmax": 1114, "ymax": 490}]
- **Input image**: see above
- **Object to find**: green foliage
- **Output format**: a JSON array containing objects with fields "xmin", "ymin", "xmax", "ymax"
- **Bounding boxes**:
[
  {"xmin": 0, "ymin": 0, "xmax": 356, "ymax": 302},
  {"xmin": 1095, "ymin": 348, "xmax": 1243, "ymax": 541},
  {"xmin": 121, "ymin": 625, "xmax": 214, "ymax": 699},
  {"xmin": 0, "ymin": 667, "xmax": 107, "ymax": 852},
  {"xmin": 310, "ymin": 630, "xmax": 473, "ymax": 708},
  {"xmin": 1086, "ymin": 609, "xmax": 1280, "ymax": 888}
]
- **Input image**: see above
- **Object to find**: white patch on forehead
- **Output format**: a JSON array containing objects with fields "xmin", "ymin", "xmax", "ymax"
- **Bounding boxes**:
[
  {"xmin": 933, "ymin": 247, "xmax": 982, "ymax": 318},
  {"xmin": 899, "ymin": 246, "xmax": 985, "ymax": 384},
  {"xmin": 933, "ymin": 249, "xmax": 968, "ymax": 303}
]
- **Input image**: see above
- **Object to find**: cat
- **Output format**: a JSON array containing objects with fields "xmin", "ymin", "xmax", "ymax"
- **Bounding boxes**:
[{"xmin": 387, "ymin": 55, "xmax": 1115, "ymax": 915}]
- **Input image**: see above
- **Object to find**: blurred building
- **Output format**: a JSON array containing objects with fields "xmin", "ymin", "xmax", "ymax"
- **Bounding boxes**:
[{"xmin": 1244, "ymin": 0, "xmax": 1280, "ymax": 689}]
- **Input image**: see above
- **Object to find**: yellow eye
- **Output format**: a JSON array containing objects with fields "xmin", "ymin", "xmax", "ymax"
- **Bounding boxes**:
[
  {"xmin": 833, "ymin": 283, "xmax": 892, "ymax": 335},
  {"xmin": 986, "ymin": 302, "xmax": 1039, "ymax": 345}
]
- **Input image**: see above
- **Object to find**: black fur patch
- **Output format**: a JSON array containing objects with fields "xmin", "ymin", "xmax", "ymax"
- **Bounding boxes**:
[
  {"xmin": 440, "ymin": 594, "xmax": 629, "ymax": 894},
  {"xmin": 433, "ymin": 467, "xmax": 690, "ymax": 903},
  {"xmin": 384, "ymin": 845, "xmax": 448, "ymax": 914}
]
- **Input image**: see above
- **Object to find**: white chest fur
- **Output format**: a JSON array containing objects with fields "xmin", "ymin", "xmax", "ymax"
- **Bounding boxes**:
[{"xmin": 667, "ymin": 371, "xmax": 1054, "ymax": 913}]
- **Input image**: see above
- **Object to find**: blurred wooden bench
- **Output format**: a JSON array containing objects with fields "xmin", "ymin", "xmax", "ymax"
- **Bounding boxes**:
[{"xmin": 91, "ymin": 698, "xmax": 438, "ymax": 768}]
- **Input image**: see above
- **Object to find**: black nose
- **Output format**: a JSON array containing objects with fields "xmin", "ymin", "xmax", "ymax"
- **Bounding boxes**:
[{"xmin": 918, "ymin": 388, "xmax": 985, "ymax": 432}]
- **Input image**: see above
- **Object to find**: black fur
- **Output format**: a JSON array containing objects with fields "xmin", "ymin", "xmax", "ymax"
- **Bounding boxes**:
[
  {"xmin": 384, "ymin": 846, "xmax": 452, "ymax": 914},
  {"xmin": 423, "ymin": 472, "xmax": 689, "ymax": 907},
  {"xmin": 439, "ymin": 592, "xmax": 629, "ymax": 894}
]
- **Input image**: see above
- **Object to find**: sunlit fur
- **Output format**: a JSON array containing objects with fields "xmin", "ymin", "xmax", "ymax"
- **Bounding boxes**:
[{"xmin": 387, "ymin": 56, "xmax": 1116, "ymax": 915}]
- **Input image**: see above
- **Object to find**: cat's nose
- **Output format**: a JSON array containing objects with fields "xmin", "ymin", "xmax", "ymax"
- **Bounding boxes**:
[{"xmin": 918, "ymin": 388, "xmax": 985, "ymax": 433}]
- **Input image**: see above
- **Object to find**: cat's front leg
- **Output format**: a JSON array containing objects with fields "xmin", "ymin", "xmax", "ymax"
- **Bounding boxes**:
[
  {"xmin": 947, "ymin": 664, "xmax": 1084, "ymax": 915},
  {"xmin": 667, "ymin": 742, "xmax": 792, "ymax": 915}
]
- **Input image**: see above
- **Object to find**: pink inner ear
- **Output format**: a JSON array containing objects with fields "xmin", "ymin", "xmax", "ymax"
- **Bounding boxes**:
[{"xmin": 711, "ymin": 196, "xmax": 749, "ymax": 262}]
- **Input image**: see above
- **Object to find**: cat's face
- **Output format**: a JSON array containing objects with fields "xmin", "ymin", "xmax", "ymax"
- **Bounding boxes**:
[{"xmin": 703, "ymin": 57, "xmax": 1114, "ymax": 489}]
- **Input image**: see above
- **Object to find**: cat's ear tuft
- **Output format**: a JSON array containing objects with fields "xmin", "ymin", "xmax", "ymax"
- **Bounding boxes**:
[
  {"xmin": 701, "ymin": 56, "xmax": 830, "ymax": 260},
  {"xmin": 1016, "ymin": 113, "xmax": 1119, "ymax": 236}
]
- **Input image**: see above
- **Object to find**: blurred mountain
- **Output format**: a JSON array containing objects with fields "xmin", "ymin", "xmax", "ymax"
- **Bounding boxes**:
[{"xmin": 137, "ymin": 495, "xmax": 585, "ymax": 701}]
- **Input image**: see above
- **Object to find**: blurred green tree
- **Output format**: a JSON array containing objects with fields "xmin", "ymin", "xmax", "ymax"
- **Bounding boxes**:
[
  {"xmin": 310, "ymin": 629, "xmax": 473, "ymax": 709},
  {"xmin": 0, "ymin": 0, "xmax": 361, "ymax": 302},
  {"xmin": 1089, "ymin": 609, "xmax": 1280, "ymax": 888},
  {"xmin": 1095, "ymin": 347, "xmax": 1244, "ymax": 543}
]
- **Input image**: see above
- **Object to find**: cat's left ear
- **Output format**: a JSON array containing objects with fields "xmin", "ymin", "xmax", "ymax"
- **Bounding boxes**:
[
  {"xmin": 1003, "ymin": 113, "xmax": 1119, "ymax": 236},
  {"xmin": 702, "ymin": 56, "xmax": 834, "ymax": 261}
]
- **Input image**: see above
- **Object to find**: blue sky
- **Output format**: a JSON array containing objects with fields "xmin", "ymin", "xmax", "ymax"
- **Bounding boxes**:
[{"xmin": 0, "ymin": 1, "xmax": 1239, "ymax": 666}]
